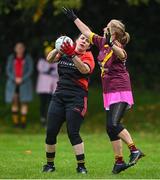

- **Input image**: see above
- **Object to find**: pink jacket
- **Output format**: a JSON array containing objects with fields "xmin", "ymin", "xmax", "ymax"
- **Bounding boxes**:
[{"xmin": 36, "ymin": 58, "xmax": 58, "ymax": 94}]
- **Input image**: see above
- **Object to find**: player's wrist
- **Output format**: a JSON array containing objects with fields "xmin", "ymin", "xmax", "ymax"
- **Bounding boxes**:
[
  {"xmin": 109, "ymin": 41, "xmax": 114, "ymax": 47},
  {"xmin": 72, "ymin": 15, "xmax": 78, "ymax": 21},
  {"xmin": 71, "ymin": 54, "xmax": 76, "ymax": 59}
]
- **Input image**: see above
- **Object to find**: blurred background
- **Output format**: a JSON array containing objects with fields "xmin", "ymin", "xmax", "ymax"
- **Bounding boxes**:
[{"xmin": 0, "ymin": 0, "xmax": 160, "ymax": 133}]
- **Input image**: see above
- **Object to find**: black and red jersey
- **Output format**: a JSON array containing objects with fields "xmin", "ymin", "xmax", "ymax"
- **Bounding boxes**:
[{"xmin": 56, "ymin": 51, "xmax": 95, "ymax": 96}]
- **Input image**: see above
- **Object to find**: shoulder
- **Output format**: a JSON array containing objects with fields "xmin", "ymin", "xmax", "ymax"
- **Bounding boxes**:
[
  {"xmin": 81, "ymin": 51, "xmax": 94, "ymax": 60},
  {"xmin": 84, "ymin": 51, "xmax": 93, "ymax": 56},
  {"xmin": 8, "ymin": 54, "xmax": 14, "ymax": 61},
  {"xmin": 89, "ymin": 32, "xmax": 106, "ymax": 48},
  {"xmin": 89, "ymin": 32, "xmax": 103, "ymax": 42}
]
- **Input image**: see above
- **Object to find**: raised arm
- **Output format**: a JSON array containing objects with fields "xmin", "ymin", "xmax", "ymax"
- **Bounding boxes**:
[{"xmin": 62, "ymin": 7, "xmax": 92, "ymax": 39}]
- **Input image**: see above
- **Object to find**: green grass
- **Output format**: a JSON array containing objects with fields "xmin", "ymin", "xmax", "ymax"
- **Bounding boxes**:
[
  {"xmin": 0, "ymin": 85, "xmax": 160, "ymax": 178},
  {"xmin": 0, "ymin": 132, "xmax": 159, "ymax": 179}
]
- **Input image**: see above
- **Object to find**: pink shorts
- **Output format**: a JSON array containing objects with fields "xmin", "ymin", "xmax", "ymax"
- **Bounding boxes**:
[{"xmin": 103, "ymin": 91, "xmax": 134, "ymax": 110}]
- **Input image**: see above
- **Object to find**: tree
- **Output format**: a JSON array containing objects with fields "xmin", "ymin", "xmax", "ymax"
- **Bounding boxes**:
[{"xmin": 0, "ymin": 0, "xmax": 82, "ymax": 22}]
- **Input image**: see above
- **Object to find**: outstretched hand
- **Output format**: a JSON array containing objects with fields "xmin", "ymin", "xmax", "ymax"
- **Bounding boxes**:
[
  {"xmin": 105, "ymin": 28, "xmax": 114, "ymax": 47},
  {"xmin": 60, "ymin": 41, "xmax": 76, "ymax": 58},
  {"xmin": 62, "ymin": 7, "xmax": 78, "ymax": 21}
]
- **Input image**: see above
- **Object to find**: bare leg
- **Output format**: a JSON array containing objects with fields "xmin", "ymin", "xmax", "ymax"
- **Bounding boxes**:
[
  {"xmin": 118, "ymin": 128, "xmax": 134, "ymax": 145},
  {"xmin": 73, "ymin": 142, "xmax": 84, "ymax": 155},
  {"xmin": 20, "ymin": 103, "xmax": 28, "ymax": 127},
  {"xmin": 46, "ymin": 144, "xmax": 55, "ymax": 152},
  {"xmin": 111, "ymin": 139, "xmax": 123, "ymax": 157}
]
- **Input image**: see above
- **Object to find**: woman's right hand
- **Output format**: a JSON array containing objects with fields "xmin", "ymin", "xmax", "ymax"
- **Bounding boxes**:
[
  {"xmin": 60, "ymin": 41, "xmax": 76, "ymax": 58},
  {"xmin": 62, "ymin": 7, "xmax": 78, "ymax": 21},
  {"xmin": 105, "ymin": 28, "xmax": 114, "ymax": 47},
  {"xmin": 62, "ymin": 7, "xmax": 91, "ymax": 39}
]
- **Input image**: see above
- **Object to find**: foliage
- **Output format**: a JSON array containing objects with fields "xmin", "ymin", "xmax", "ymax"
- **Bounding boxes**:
[
  {"xmin": 127, "ymin": 0, "xmax": 160, "ymax": 5},
  {"xmin": 0, "ymin": 0, "xmax": 82, "ymax": 22},
  {"xmin": 127, "ymin": 0, "xmax": 150, "ymax": 5},
  {"xmin": 52, "ymin": 0, "xmax": 82, "ymax": 15},
  {"xmin": 0, "ymin": 0, "xmax": 160, "ymax": 89}
]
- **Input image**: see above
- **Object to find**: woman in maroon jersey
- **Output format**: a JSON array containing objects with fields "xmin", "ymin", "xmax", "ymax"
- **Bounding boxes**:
[{"xmin": 63, "ymin": 8, "xmax": 145, "ymax": 174}]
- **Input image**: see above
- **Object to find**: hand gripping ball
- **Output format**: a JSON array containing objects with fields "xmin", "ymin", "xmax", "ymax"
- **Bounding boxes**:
[{"xmin": 55, "ymin": 36, "xmax": 73, "ymax": 52}]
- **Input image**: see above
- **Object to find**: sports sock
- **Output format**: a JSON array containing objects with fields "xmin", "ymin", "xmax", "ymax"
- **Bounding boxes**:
[
  {"xmin": 46, "ymin": 152, "xmax": 55, "ymax": 166},
  {"xmin": 12, "ymin": 111, "xmax": 19, "ymax": 125},
  {"xmin": 115, "ymin": 155, "xmax": 124, "ymax": 164},
  {"xmin": 128, "ymin": 143, "xmax": 138, "ymax": 152},
  {"xmin": 76, "ymin": 154, "xmax": 85, "ymax": 168},
  {"xmin": 20, "ymin": 113, "xmax": 27, "ymax": 125}
]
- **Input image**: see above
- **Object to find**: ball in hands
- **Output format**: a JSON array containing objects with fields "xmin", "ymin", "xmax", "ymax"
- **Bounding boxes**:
[{"xmin": 55, "ymin": 36, "xmax": 73, "ymax": 52}]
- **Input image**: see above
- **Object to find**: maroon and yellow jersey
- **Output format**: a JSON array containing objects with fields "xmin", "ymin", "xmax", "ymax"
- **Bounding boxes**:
[
  {"xmin": 56, "ymin": 51, "xmax": 95, "ymax": 96},
  {"xmin": 89, "ymin": 32, "xmax": 132, "ymax": 93}
]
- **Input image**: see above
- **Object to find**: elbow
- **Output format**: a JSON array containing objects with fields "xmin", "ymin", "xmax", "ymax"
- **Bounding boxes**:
[
  {"xmin": 119, "ymin": 49, "xmax": 127, "ymax": 60},
  {"xmin": 46, "ymin": 57, "xmax": 53, "ymax": 63},
  {"xmin": 80, "ymin": 68, "xmax": 90, "ymax": 74},
  {"xmin": 80, "ymin": 64, "xmax": 91, "ymax": 74},
  {"xmin": 46, "ymin": 55, "xmax": 50, "ymax": 62},
  {"xmin": 119, "ymin": 53, "xmax": 127, "ymax": 61}
]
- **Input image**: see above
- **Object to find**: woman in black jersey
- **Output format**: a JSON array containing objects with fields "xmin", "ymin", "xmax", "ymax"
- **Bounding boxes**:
[{"xmin": 42, "ymin": 34, "xmax": 95, "ymax": 174}]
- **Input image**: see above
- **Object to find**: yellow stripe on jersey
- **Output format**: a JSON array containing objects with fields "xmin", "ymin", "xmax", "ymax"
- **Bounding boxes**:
[
  {"xmin": 89, "ymin": 32, "xmax": 95, "ymax": 44},
  {"xmin": 101, "ymin": 50, "xmax": 113, "ymax": 77}
]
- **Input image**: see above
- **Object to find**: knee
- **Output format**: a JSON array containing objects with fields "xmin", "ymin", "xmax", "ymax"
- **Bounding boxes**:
[
  {"xmin": 45, "ymin": 128, "xmax": 57, "ymax": 145},
  {"xmin": 106, "ymin": 123, "xmax": 117, "ymax": 133},
  {"xmin": 12, "ymin": 105, "xmax": 19, "ymax": 112},
  {"xmin": 21, "ymin": 104, "xmax": 28, "ymax": 114},
  {"xmin": 106, "ymin": 124, "xmax": 123, "ymax": 141},
  {"xmin": 106, "ymin": 123, "xmax": 116, "ymax": 135},
  {"xmin": 67, "ymin": 131, "xmax": 82, "ymax": 146}
]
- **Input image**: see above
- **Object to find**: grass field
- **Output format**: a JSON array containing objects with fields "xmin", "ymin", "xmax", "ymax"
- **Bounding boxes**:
[
  {"xmin": 0, "ymin": 132, "xmax": 160, "ymax": 179},
  {"xmin": 0, "ymin": 85, "xmax": 160, "ymax": 179}
]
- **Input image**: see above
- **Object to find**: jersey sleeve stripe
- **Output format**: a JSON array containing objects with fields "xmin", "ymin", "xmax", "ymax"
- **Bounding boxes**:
[{"xmin": 89, "ymin": 32, "xmax": 95, "ymax": 44}]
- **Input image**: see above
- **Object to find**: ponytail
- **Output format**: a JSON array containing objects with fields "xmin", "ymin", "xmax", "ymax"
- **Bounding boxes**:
[{"xmin": 121, "ymin": 32, "xmax": 130, "ymax": 46}]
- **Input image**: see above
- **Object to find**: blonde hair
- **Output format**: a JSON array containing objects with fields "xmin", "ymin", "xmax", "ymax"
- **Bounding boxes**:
[{"xmin": 110, "ymin": 19, "xmax": 130, "ymax": 46}]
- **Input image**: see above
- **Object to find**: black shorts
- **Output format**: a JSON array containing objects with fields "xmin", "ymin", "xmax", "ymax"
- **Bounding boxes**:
[
  {"xmin": 46, "ymin": 91, "xmax": 88, "ymax": 145},
  {"xmin": 49, "ymin": 91, "xmax": 88, "ymax": 118}
]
